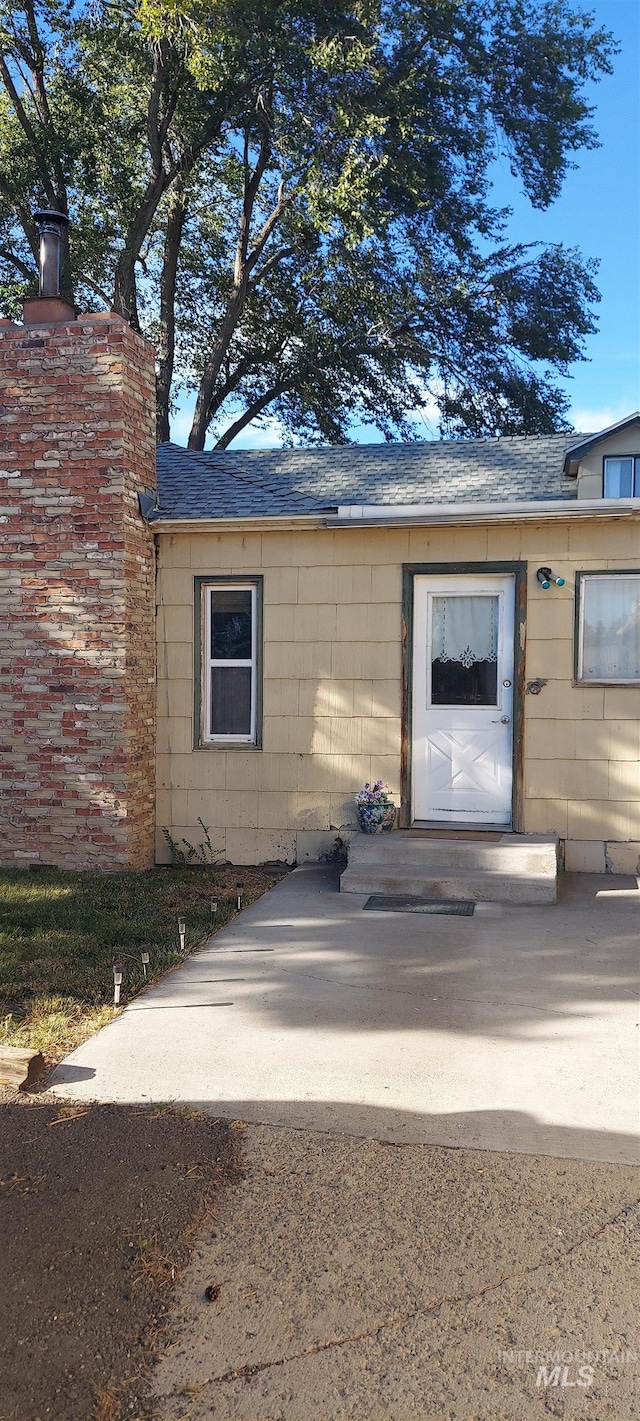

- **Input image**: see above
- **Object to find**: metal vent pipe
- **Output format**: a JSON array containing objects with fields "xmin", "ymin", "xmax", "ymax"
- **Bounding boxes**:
[{"xmin": 32, "ymin": 210, "xmax": 70, "ymax": 298}]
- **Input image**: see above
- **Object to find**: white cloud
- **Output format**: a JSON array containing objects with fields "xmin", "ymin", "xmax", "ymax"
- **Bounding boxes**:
[
  {"xmin": 229, "ymin": 416, "xmax": 287, "ymax": 450},
  {"xmin": 568, "ymin": 399, "xmax": 638, "ymax": 434}
]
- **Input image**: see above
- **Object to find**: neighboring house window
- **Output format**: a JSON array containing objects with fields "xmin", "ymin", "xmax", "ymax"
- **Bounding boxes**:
[
  {"xmin": 197, "ymin": 579, "xmax": 263, "ymax": 744},
  {"xmin": 576, "ymin": 573, "xmax": 640, "ymax": 683},
  {"xmin": 603, "ymin": 456, "xmax": 640, "ymax": 498}
]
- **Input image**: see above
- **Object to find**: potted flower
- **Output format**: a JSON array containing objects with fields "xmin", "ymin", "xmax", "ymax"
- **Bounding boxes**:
[{"xmin": 355, "ymin": 781, "xmax": 396, "ymax": 834}]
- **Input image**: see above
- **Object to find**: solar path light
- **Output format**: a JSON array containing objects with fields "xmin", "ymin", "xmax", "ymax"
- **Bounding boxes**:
[{"xmin": 112, "ymin": 963, "xmax": 123, "ymax": 1009}]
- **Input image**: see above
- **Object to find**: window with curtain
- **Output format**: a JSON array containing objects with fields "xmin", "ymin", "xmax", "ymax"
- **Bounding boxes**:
[
  {"xmin": 603, "ymin": 457, "xmax": 640, "ymax": 498},
  {"xmin": 430, "ymin": 594, "xmax": 499, "ymax": 705},
  {"xmin": 201, "ymin": 581, "xmax": 261, "ymax": 742},
  {"xmin": 577, "ymin": 574, "xmax": 640, "ymax": 683}
]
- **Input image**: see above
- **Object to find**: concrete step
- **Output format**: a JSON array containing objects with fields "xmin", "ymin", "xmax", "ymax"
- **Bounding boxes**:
[
  {"xmin": 347, "ymin": 833, "xmax": 557, "ymax": 874},
  {"xmin": 340, "ymin": 832, "xmax": 558, "ymax": 904}
]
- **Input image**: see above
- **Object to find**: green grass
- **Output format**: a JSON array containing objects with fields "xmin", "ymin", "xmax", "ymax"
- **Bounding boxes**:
[{"xmin": 0, "ymin": 864, "xmax": 286, "ymax": 1063}]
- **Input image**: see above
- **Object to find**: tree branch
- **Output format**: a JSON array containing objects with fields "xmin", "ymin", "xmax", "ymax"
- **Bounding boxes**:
[
  {"xmin": 189, "ymin": 154, "xmax": 295, "ymax": 448},
  {"xmin": 78, "ymin": 272, "xmax": 112, "ymax": 307},
  {"xmin": 147, "ymin": 42, "xmax": 168, "ymax": 176},
  {"xmin": 113, "ymin": 75, "xmax": 258, "ymax": 323},
  {"xmin": 0, "ymin": 56, "xmax": 56, "ymax": 205},
  {"xmin": 249, "ymin": 241, "xmax": 297, "ymax": 286},
  {"xmin": 214, "ymin": 381, "xmax": 288, "ymax": 449},
  {"xmin": 0, "ymin": 245, "xmax": 34, "ymax": 280},
  {"xmin": 0, "ymin": 173, "xmax": 38, "ymax": 261}
]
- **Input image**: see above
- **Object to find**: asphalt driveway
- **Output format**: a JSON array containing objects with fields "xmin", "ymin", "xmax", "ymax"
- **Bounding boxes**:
[{"xmin": 49, "ymin": 864, "xmax": 640, "ymax": 1165}]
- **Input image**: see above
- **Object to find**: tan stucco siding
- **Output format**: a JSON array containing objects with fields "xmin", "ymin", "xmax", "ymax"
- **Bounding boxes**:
[{"xmin": 156, "ymin": 519, "xmax": 640, "ymax": 871}]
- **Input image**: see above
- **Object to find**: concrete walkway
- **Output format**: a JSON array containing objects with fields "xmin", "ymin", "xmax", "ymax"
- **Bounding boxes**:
[
  {"xmin": 49, "ymin": 865, "xmax": 640, "ymax": 1164},
  {"xmin": 150, "ymin": 1125, "xmax": 640, "ymax": 1421}
]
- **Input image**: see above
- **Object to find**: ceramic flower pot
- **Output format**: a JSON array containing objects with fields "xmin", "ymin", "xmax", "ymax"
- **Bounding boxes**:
[{"xmin": 357, "ymin": 803, "xmax": 396, "ymax": 833}]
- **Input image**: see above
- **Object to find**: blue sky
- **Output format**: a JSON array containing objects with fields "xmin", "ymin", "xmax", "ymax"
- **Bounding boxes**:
[{"xmin": 172, "ymin": 0, "xmax": 640, "ymax": 448}]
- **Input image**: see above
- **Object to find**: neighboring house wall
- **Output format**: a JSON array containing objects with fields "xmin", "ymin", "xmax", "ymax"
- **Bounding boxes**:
[
  {"xmin": 155, "ymin": 517, "xmax": 640, "ymax": 873},
  {"xmin": 577, "ymin": 426, "xmax": 640, "ymax": 498},
  {"xmin": 0, "ymin": 313, "xmax": 157, "ymax": 870}
]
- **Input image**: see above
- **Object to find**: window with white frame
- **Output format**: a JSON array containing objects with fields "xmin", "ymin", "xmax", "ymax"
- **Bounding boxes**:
[
  {"xmin": 576, "ymin": 573, "xmax": 640, "ymax": 683},
  {"xmin": 201, "ymin": 581, "xmax": 261, "ymax": 743},
  {"xmin": 603, "ymin": 456, "xmax": 640, "ymax": 498}
]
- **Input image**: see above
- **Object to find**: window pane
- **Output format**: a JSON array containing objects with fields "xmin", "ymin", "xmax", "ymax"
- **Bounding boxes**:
[
  {"xmin": 431, "ymin": 659, "xmax": 498, "ymax": 706},
  {"xmin": 581, "ymin": 576, "xmax": 640, "ymax": 681},
  {"xmin": 211, "ymin": 666, "xmax": 252, "ymax": 735},
  {"xmin": 211, "ymin": 589, "xmax": 252, "ymax": 659},
  {"xmin": 431, "ymin": 595, "xmax": 499, "ymax": 704},
  {"xmin": 604, "ymin": 458, "xmax": 634, "ymax": 498}
]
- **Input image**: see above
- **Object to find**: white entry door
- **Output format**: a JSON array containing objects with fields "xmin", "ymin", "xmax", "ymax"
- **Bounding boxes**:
[{"xmin": 412, "ymin": 574, "xmax": 515, "ymax": 825}]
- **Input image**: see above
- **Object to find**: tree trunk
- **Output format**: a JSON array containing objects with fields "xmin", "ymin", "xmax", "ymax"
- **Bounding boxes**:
[
  {"xmin": 156, "ymin": 184, "xmax": 186, "ymax": 444},
  {"xmin": 112, "ymin": 174, "xmax": 169, "ymax": 325},
  {"xmin": 188, "ymin": 283, "xmax": 249, "ymax": 449}
]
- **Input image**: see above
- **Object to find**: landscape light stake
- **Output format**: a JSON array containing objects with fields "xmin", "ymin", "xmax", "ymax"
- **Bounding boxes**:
[
  {"xmin": 112, "ymin": 963, "xmax": 123, "ymax": 1009},
  {"xmin": 236, "ymin": 883, "xmax": 243, "ymax": 911},
  {"xmin": 140, "ymin": 949, "xmax": 150, "ymax": 980},
  {"xmin": 178, "ymin": 917, "xmax": 186, "ymax": 953},
  {"xmin": 211, "ymin": 899, "xmax": 218, "ymax": 917}
]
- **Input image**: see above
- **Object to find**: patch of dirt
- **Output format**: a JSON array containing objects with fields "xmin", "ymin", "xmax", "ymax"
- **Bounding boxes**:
[{"xmin": 0, "ymin": 1101, "xmax": 242, "ymax": 1420}]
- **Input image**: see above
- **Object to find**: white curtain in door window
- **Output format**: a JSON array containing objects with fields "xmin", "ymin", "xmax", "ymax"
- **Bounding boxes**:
[
  {"xmin": 581, "ymin": 576, "xmax": 640, "ymax": 680},
  {"xmin": 432, "ymin": 595, "xmax": 499, "ymax": 668}
]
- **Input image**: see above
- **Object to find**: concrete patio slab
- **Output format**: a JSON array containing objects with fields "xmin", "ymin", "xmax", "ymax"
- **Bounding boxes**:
[{"xmin": 49, "ymin": 865, "xmax": 640, "ymax": 1164}]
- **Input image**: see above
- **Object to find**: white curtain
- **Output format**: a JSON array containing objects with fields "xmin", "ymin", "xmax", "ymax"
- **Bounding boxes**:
[
  {"xmin": 582, "ymin": 577, "xmax": 640, "ymax": 680},
  {"xmin": 432, "ymin": 595, "xmax": 499, "ymax": 668}
]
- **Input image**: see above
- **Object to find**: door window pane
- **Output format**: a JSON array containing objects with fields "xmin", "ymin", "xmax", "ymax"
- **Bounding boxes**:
[
  {"xmin": 210, "ymin": 588, "xmax": 252, "ymax": 659},
  {"xmin": 431, "ymin": 595, "xmax": 499, "ymax": 705},
  {"xmin": 603, "ymin": 458, "xmax": 634, "ymax": 498},
  {"xmin": 431, "ymin": 658, "xmax": 498, "ymax": 705},
  {"xmin": 211, "ymin": 666, "xmax": 252, "ymax": 735},
  {"xmin": 580, "ymin": 575, "xmax": 640, "ymax": 681}
]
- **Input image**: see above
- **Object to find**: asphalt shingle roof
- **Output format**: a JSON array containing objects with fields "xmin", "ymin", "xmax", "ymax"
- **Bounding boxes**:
[{"xmin": 155, "ymin": 433, "xmax": 586, "ymax": 521}]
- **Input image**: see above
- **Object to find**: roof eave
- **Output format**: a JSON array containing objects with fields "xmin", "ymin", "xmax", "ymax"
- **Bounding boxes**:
[
  {"xmin": 148, "ymin": 511, "xmax": 331, "ymax": 532},
  {"xmin": 562, "ymin": 414, "xmax": 640, "ymax": 474},
  {"xmin": 327, "ymin": 497, "xmax": 640, "ymax": 528}
]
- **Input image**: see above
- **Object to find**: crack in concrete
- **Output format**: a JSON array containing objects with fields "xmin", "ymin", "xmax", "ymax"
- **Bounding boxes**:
[
  {"xmin": 159, "ymin": 1196, "xmax": 640, "ymax": 1400},
  {"xmin": 275, "ymin": 965, "xmax": 592, "ymax": 1019}
]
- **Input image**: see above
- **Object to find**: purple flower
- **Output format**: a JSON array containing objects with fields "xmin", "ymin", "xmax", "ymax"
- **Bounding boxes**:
[{"xmin": 355, "ymin": 779, "xmax": 392, "ymax": 807}]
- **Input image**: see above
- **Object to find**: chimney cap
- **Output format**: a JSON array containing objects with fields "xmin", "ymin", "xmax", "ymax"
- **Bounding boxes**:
[{"xmin": 33, "ymin": 209, "xmax": 70, "ymax": 230}]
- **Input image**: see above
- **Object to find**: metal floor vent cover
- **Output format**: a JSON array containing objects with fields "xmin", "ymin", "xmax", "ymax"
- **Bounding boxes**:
[{"xmin": 363, "ymin": 895, "xmax": 475, "ymax": 916}]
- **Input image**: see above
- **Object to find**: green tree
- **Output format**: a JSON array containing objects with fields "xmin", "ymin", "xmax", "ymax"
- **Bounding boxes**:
[{"xmin": 0, "ymin": 0, "xmax": 615, "ymax": 447}]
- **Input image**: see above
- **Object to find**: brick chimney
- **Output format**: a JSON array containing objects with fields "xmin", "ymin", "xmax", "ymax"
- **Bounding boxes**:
[{"xmin": 0, "ymin": 311, "xmax": 157, "ymax": 870}]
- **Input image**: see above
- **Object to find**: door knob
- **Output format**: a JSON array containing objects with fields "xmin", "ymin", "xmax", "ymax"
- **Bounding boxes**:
[{"xmin": 492, "ymin": 715, "xmax": 511, "ymax": 724}]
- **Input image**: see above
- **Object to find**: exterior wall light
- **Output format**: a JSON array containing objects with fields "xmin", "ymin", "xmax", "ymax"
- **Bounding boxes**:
[{"xmin": 537, "ymin": 567, "xmax": 565, "ymax": 590}]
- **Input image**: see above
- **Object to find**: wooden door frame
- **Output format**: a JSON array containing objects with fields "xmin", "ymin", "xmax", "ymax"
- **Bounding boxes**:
[{"xmin": 400, "ymin": 561, "xmax": 527, "ymax": 830}]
